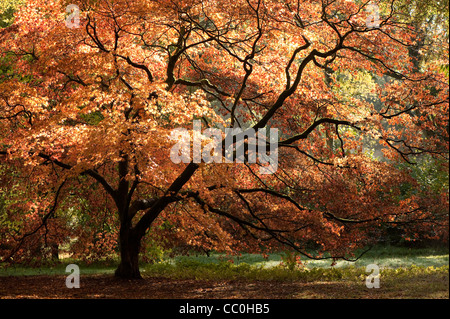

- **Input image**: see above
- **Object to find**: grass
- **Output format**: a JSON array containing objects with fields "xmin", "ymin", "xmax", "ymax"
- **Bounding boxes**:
[
  {"xmin": 140, "ymin": 247, "xmax": 449, "ymax": 282},
  {"xmin": 142, "ymin": 259, "xmax": 449, "ymax": 282},
  {"xmin": 166, "ymin": 245, "xmax": 450, "ymax": 269},
  {"xmin": 1, "ymin": 245, "xmax": 448, "ymax": 281},
  {"xmin": 0, "ymin": 260, "xmax": 117, "ymax": 277}
]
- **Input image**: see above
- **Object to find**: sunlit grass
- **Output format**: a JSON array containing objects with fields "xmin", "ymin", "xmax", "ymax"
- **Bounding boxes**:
[
  {"xmin": 1, "ymin": 245, "xmax": 448, "ymax": 280},
  {"xmin": 164, "ymin": 245, "xmax": 449, "ymax": 270}
]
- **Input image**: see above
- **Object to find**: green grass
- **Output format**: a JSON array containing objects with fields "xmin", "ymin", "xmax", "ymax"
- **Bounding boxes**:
[
  {"xmin": 163, "ymin": 245, "xmax": 449, "ymax": 269},
  {"xmin": 1, "ymin": 245, "xmax": 448, "ymax": 282},
  {"xmin": 140, "ymin": 246, "xmax": 449, "ymax": 282},
  {"xmin": 0, "ymin": 260, "xmax": 117, "ymax": 277},
  {"xmin": 141, "ymin": 259, "xmax": 448, "ymax": 282}
]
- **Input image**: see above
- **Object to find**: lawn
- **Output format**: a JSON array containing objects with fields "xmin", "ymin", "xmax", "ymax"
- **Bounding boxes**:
[{"xmin": 0, "ymin": 245, "xmax": 448, "ymax": 299}]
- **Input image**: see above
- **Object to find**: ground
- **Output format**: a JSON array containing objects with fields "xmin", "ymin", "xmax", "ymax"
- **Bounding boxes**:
[
  {"xmin": 1, "ymin": 247, "xmax": 448, "ymax": 299},
  {"xmin": 0, "ymin": 272, "xmax": 448, "ymax": 299}
]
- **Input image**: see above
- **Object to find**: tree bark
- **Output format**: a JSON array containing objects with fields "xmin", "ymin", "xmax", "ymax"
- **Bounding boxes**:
[{"xmin": 115, "ymin": 226, "xmax": 142, "ymax": 279}]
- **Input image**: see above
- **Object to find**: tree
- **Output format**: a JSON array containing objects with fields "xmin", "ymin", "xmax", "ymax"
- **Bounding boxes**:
[
  {"xmin": 0, "ymin": 0, "xmax": 448, "ymax": 278},
  {"xmin": 0, "ymin": 0, "xmax": 24, "ymax": 28}
]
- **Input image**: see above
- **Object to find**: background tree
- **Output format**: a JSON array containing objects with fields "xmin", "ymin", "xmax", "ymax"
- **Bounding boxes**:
[{"xmin": 0, "ymin": 0, "xmax": 448, "ymax": 278}]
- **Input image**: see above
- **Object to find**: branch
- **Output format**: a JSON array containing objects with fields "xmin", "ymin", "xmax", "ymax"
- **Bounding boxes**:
[
  {"xmin": 115, "ymin": 54, "xmax": 154, "ymax": 83},
  {"xmin": 192, "ymin": 189, "xmax": 369, "ymax": 262},
  {"xmin": 342, "ymin": 46, "xmax": 429, "ymax": 82},
  {"xmin": 2, "ymin": 180, "xmax": 67, "ymax": 263},
  {"xmin": 173, "ymin": 78, "xmax": 230, "ymax": 97},
  {"xmin": 279, "ymin": 118, "xmax": 360, "ymax": 145},
  {"xmin": 133, "ymin": 162, "xmax": 200, "ymax": 238},
  {"xmin": 27, "ymin": 152, "xmax": 117, "ymax": 201}
]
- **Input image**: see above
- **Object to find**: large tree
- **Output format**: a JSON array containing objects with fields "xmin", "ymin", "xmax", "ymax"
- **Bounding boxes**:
[{"xmin": 0, "ymin": 0, "xmax": 448, "ymax": 278}]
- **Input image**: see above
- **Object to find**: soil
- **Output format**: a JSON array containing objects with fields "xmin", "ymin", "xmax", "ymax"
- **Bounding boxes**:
[
  {"xmin": 0, "ymin": 273, "xmax": 448, "ymax": 299},
  {"xmin": 0, "ymin": 275, "xmax": 364, "ymax": 299}
]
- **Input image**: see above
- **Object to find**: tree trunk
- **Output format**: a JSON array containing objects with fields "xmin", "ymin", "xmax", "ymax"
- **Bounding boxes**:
[
  {"xmin": 51, "ymin": 243, "xmax": 59, "ymax": 260},
  {"xmin": 114, "ymin": 162, "xmax": 200, "ymax": 279},
  {"xmin": 115, "ymin": 227, "xmax": 142, "ymax": 279}
]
